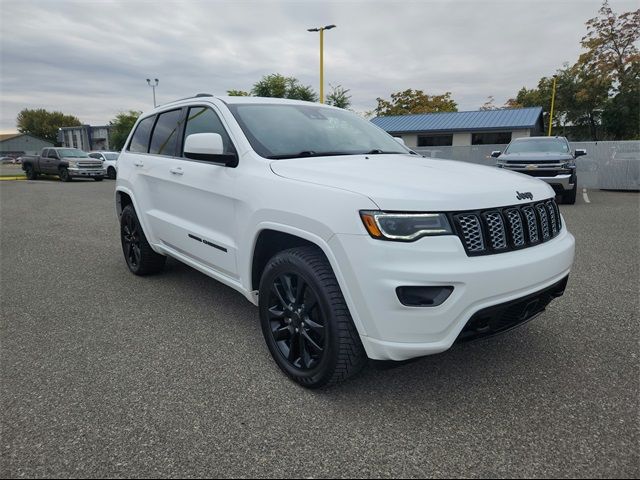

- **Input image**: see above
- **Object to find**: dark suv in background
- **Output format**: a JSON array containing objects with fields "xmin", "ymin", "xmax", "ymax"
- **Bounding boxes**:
[{"xmin": 492, "ymin": 136, "xmax": 586, "ymax": 204}]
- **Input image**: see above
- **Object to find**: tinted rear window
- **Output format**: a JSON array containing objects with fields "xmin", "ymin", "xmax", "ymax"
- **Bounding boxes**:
[
  {"xmin": 149, "ymin": 109, "xmax": 183, "ymax": 156},
  {"xmin": 128, "ymin": 116, "xmax": 155, "ymax": 153}
]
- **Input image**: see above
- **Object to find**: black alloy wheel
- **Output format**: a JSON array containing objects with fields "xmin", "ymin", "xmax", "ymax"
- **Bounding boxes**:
[
  {"xmin": 119, "ymin": 205, "xmax": 166, "ymax": 275},
  {"xmin": 259, "ymin": 247, "xmax": 366, "ymax": 388},
  {"xmin": 267, "ymin": 272, "xmax": 327, "ymax": 370},
  {"xmin": 122, "ymin": 211, "xmax": 141, "ymax": 270},
  {"xmin": 59, "ymin": 168, "xmax": 71, "ymax": 182},
  {"xmin": 107, "ymin": 167, "xmax": 116, "ymax": 179}
]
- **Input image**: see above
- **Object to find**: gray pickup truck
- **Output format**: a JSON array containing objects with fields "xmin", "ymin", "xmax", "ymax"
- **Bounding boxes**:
[
  {"xmin": 21, "ymin": 147, "xmax": 105, "ymax": 182},
  {"xmin": 492, "ymin": 136, "xmax": 586, "ymax": 204}
]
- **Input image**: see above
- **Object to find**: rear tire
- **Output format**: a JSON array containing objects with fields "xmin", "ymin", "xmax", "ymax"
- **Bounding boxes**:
[
  {"xmin": 120, "ymin": 205, "xmax": 166, "ymax": 275},
  {"xmin": 259, "ymin": 246, "xmax": 367, "ymax": 388},
  {"xmin": 59, "ymin": 168, "xmax": 72, "ymax": 182},
  {"xmin": 107, "ymin": 167, "xmax": 116, "ymax": 180},
  {"xmin": 562, "ymin": 184, "xmax": 577, "ymax": 204},
  {"xmin": 24, "ymin": 165, "xmax": 37, "ymax": 180}
]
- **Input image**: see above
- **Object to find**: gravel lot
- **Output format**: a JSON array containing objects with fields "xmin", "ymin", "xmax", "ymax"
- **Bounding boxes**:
[{"xmin": 1, "ymin": 179, "xmax": 638, "ymax": 478}]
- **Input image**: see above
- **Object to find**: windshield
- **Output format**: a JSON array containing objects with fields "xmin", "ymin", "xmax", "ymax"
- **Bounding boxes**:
[
  {"xmin": 505, "ymin": 138, "xmax": 570, "ymax": 154},
  {"xmin": 103, "ymin": 153, "xmax": 119, "ymax": 160},
  {"xmin": 57, "ymin": 148, "xmax": 90, "ymax": 158},
  {"xmin": 227, "ymin": 103, "xmax": 411, "ymax": 159}
]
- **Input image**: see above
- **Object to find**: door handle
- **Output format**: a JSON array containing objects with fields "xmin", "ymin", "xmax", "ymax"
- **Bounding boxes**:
[
  {"xmin": 133, "ymin": 160, "xmax": 144, "ymax": 167},
  {"xmin": 169, "ymin": 167, "xmax": 184, "ymax": 176}
]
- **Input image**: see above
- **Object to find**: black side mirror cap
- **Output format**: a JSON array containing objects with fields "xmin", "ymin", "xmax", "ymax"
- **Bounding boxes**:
[
  {"xmin": 574, "ymin": 149, "xmax": 587, "ymax": 157},
  {"xmin": 491, "ymin": 151, "xmax": 502, "ymax": 158}
]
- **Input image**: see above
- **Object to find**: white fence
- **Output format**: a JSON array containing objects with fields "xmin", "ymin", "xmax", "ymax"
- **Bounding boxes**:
[{"xmin": 414, "ymin": 141, "xmax": 640, "ymax": 190}]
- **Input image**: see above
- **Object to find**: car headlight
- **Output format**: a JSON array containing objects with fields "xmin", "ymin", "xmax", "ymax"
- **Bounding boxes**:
[
  {"xmin": 67, "ymin": 160, "xmax": 79, "ymax": 168},
  {"xmin": 360, "ymin": 211, "xmax": 453, "ymax": 241}
]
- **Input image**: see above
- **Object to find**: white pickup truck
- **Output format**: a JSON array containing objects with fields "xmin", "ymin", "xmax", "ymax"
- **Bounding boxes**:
[{"xmin": 115, "ymin": 95, "xmax": 575, "ymax": 388}]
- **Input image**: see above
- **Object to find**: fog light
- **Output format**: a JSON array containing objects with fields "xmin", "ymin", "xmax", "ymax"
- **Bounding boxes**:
[{"xmin": 396, "ymin": 286, "xmax": 454, "ymax": 307}]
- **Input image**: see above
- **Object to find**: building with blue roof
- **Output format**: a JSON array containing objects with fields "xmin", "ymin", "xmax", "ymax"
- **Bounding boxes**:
[{"xmin": 370, "ymin": 107, "xmax": 544, "ymax": 147}]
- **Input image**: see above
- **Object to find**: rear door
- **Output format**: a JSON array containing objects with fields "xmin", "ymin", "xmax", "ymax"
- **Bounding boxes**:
[{"xmin": 146, "ymin": 104, "xmax": 239, "ymax": 279}]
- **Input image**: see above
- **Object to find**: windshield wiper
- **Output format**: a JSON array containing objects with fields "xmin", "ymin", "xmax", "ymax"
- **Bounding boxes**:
[
  {"xmin": 363, "ymin": 149, "xmax": 409, "ymax": 155},
  {"xmin": 267, "ymin": 151, "xmax": 355, "ymax": 160}
]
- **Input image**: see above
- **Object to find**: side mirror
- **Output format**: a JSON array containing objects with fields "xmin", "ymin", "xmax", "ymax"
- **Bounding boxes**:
[
  {"xmin": 393, "ymin": 137, "xmax": 406, "ymax": 146},
  {"xmin": 184, "ymin": 133, "xmax": 238, "ymax": 167},
  {"xmin": 574, "ymin": 149, "xmax": 587, "ymax": 157},
  {"xmin": 491, "ymin": 150, "xmax": 502, "ymax": 158}
]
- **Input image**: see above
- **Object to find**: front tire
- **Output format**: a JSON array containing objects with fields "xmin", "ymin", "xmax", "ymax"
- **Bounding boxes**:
[
  {"xmin": 107, "ymin": 167, "xmax": 116, "ymax": 180},
  {"xmin": 24, "ymin": 165, "xmax": 37, "ymax": 180},
  {"xmin": 59, "ymin": 168, "xmax": 72, "ymax": 182},
  {"xmin": 259, "ymin": 246, "xmax": 366, "ymax": 388},
  {"xmin": 562, "ymin": 183, "xmax": 577, "ymax": 204},
  {"xmin": 120, "ymin": 205, "xmax": 166, "ymax": 275},
  {"xmin": 94, "ymin": 176, "xmax": 104, "ymax": 182}
]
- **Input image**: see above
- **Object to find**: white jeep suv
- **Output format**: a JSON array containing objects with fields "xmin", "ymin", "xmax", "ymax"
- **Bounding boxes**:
[{"xmin": 115, "ymin": 95, "xmax": 575, "ymax": 388}]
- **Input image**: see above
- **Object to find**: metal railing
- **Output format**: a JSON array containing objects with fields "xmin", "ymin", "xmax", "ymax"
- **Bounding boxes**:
[{"xmin": 414, "ymin": 141, "xmax": 640, "ymax": 190}]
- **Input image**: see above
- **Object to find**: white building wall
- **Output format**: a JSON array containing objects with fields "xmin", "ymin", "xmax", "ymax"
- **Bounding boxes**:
[
  {"xmin": 511, "ymin": 129, "xmax": 531, "ymax": 140},
  {"xmin": 452, "ymin": 133, "xmax": 472, "ymax": 146}
]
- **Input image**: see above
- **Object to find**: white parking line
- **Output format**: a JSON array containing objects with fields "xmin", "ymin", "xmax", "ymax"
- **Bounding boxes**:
[{"xmin": 582, "ymin": 188, "xmax": 591, "ymax": 204}]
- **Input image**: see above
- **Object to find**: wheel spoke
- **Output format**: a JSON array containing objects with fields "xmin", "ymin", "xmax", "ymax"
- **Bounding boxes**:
[
  {"xmin": 298, "ymin": 331, "xmax": 308, "ymax": 368},
  {"xmin": 288, "ymin": 334, "xmax": 299, "ymax": 363},
  {"xmin": 272, "ymin": 282, "xmax": 289, "ymax": 309},
  {"xmin": 295, "ymin": 277, "xmax": 307, "ymax": 304},
  {"xmin": 282, "ymin": 274, "xmax": 296, "ymax": 303},
  {"xmin": 302, "ymin": 330, "xmax": 323, "ymax": 355},
  {"xmin": 273, "ymin": 326, "xmax": 291, "ymax": 342},
  {"xmin": 268, "ymin": 305, "xmax": 285, "ymax": 318},
  {"xmin": 304, "ymin": 317, "xmax": 324, "ymax": 336}
]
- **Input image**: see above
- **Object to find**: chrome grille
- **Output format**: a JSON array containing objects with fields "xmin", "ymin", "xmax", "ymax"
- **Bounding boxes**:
[
  {"xmin": 536, "ymin": 204, "xmax": 551, "ymax": 240},
  {"xmin": 454, "ymin": 214, "xmax": 485, "ymax": 252},
  {"xmin": 522, "ymin": 206, "xmax": 539, "ymax": 244},
  {"xmin": 483, "ymin": 211, "xmax": 507, "ymax": 250},
  {"xmin": 453, "ymin": 199, "xmax": 561, "ymax": 256},
  {"xmin": 505, "ymin": 209, "xmax": 525, "ymax": 247}
]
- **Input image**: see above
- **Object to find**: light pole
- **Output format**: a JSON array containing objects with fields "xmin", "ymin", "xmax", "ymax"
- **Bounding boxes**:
[
  {"xmin": 146, "ymin": 78, "xmax": 159, "ymax": 107},
  {"xmin": 307, "ymin": 25, "xmax": 336, "ymax": 103},
  {"xmin": 547, "ymin": 74, "xmax": 558, "ymax": 136}
]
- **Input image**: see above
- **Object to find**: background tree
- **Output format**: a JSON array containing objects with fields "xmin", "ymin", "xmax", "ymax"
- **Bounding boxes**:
[
  {"xmin": 374, "ymin": 89, "xmax": 457, "ymax": 116},
  {"xmin": 250, "ymin": 74, "xmax": 318, "ymax": 101},
  {"xmin": 109, "ymin": 111, "xmax": 141, "ymax": 151},
  {"xmin": 479, "ymin": 96, "xmax": 498, "ymax": 110},
  {"xmin": 580, "ymin": 1, "xmax": 640, "ymax": 139},
  {"xmin": 227, "ymin": 89, "xmax": 251, "ymax": 96},
  {"xmin": 325, "ymin": 84, "xmax": 352, "ymax": 109},
  {"xmin": 16, "ymin": 108, "xmax": 81, "ymax": 144}
]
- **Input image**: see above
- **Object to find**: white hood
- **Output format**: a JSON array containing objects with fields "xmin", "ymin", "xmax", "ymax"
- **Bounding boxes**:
[{"xmin": 270, "ymin": 154, "xmax": 555, "ymax": 211}]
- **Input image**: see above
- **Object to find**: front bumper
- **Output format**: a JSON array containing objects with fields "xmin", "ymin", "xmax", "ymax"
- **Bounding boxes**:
[
  {"xmin": 502, "ymin": 166, "xmax": 575, "ymax": 191},
  {"xmin": 68, "ymin": 168, "xmax": 105, "ymax": 178},
  {"xmin": 329, "ymin": 225, "xmax": 575, "ymax": 361}
]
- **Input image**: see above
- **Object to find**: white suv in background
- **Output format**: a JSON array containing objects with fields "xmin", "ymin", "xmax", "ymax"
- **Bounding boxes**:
[
  {"xmin": 115, "ymin": 95, "xmax": 575, "ymax": 388},
  {"xmin": 89, "ymin": 151, "xmax": 120, "ymax": 179}
]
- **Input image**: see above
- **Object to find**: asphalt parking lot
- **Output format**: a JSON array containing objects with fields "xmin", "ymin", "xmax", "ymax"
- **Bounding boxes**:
[{"xmin": 1, "ymin": 178, "xmax": 638, "ymax": 478}]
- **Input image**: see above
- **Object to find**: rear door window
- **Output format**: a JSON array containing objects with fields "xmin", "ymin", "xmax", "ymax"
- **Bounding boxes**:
[
  {"xmin": 149, "ymin": 109, "xmax": 184, "ymax": 156},
  {"xmin": 128, "ymin": 115, "xmax": 156, "ymax": 153}
]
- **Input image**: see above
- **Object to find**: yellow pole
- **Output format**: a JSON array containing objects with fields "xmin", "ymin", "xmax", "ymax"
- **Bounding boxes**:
[
  {"xmin": 319, "ymin": 28, "xmax": 324, "ymax": 103},
  {"xmin": 548, "ymin": 75, "xmax": 557, "ymax": 136}
]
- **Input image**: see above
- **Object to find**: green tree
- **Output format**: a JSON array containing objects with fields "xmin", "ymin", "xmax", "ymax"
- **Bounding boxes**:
[
  {"xmin": 109, "ymin": 111, "xmax": 141, "ymax": 151},
  {"xmin": 580, "ymin": 1, "xmax": 640, "ymax": 139},
  {"xmin": 479, "ymin": 96, "xmax": 498, "ymax": 110},
  {"xmin": 16, "ymin": 108, "xmax": 81, "ymax": 144},
  {"xmin": 325, "ymin": 84, "xmax": 352, "ymax": 109},
  {"xmin": 227, "ymin": 89, "xmax": 251, "ymax": 96},
  {"xmin": 374, "ymin": 89, "xmax": 457, "ymax": 116},
  {"xmin": 251, "ymin": 73, "xmax": 318, "ymax": 101}
]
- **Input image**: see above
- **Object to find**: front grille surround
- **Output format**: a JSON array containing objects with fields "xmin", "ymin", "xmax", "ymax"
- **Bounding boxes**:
[{"xmin": 451, "ymin": 199, "xmax": 562, "ymax": 256}]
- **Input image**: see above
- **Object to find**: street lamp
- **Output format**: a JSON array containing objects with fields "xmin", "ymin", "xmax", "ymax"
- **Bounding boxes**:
[
  {"xmin": 307, "ymin": 25, "xmax": 336, "ymax": 103},
  {"xmin": 548, "ymin": 74, "xmax": 558, "ymax": 136},
  {"xmin": 146, "ymin": 78, "xmax": 159, "ymax": 107}
]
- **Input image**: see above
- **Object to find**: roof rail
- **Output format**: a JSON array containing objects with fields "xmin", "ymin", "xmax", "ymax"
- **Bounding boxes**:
[
  {"xmin": 195, "ymin": 93, "xmax": 213, "ymax": 97},
  {"xmin": 157, "ymin": 93, "xmax": 216, "ymax": 107}
]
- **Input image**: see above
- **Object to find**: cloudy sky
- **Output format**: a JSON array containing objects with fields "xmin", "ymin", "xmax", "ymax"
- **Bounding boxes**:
[{"xmin": 0, "ymin": 0, "xmax": 636, "ymax": 131}]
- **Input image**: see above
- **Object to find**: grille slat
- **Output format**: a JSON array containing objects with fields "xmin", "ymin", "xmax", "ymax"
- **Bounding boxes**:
[{"xmin": 453, "ymin": 199, "xmax": 561, "ymax": 256}]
